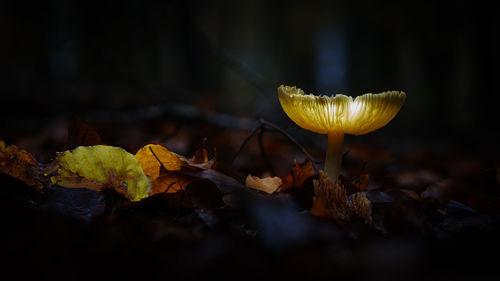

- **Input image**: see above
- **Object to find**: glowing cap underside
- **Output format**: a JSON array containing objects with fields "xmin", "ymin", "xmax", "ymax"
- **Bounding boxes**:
[{"xmin": 278, "ymin": 85, "xmax": 406, "ymax": 135}]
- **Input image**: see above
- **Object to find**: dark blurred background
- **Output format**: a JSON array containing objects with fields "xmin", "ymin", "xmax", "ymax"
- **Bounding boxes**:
[{"xmin": 1, "ymin": 0, "xmax": 498, "ymax": 161}]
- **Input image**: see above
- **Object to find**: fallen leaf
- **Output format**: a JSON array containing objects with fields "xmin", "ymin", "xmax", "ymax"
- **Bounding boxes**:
[
  {"xmin": 357, "ymin": 173, "xmax": 369, "ymax": 191},
  {"xmin": 119, "ymin": 190, "xmax": 193, "ymax": 216},
  {"xmin": 40, "ymin": 184, "xmax": 105, "ymax": 221},
  {"xmin": 150, "ymin": 171, "xmax": 198, "ymax": 195},
  {"xmin": 51, "ymin": 145, "xmax": 150, "ymax": 201},
  {"xmin": 0, "ymin": 140, "xmax": 40, "ymax": 187},
  {"xmin": 339, "ymin": 174, "xmax": 361, "ymax": 196},
  {"xmin": 135, "ymin": 144, "xmax": 181, "ymax": 179},
  {"xmin": 192, "ymin": 147, "xmax": 208, "ymax": 164},
  {"xmin": 245, "ymin": 174, "xmax": 282, "ymax": 194},
  {"xmin": 280, "ymin": 160, "xmax": 317, "ymax": 191},
  {"xmin": 183, "ymin": 168, "xmax": 245, "ymax": 194},
  {"xmin": 282, "ymin": 177, "xmax": 315, "ymax": 211},
  {"xmin": 185, "ymin": 179, "xmax": 225, "ymax": 210},
  {"xmin": 174, "ymin": 147, "xmax": 216, "ymax": 170}
]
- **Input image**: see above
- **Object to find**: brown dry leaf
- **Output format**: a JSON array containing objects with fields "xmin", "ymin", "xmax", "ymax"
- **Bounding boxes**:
[
  {"xmin": 0, "ymin": 140, "xmax": 40, "ymax": 187},
  {"xmin": 174, "ymin": 147, "xmax": 216, "ymax": 170},
  {"xmin": 182, "ymin": 168, "xmax": 245, "ymax": 194},
  {"xmin": 150, "ymin": 172, "xmax": 198, "ymax": 195},
  {"xmin": 192, "ymin": 147, "xmax": 208, "ymax": 164},
  {"xmin": 280, "ymin": 160, "xmax": 317, "ymax": 191},
  {"xmin": 357, "ymin": 174, "xmax": 369, "ymax": 191},
  {"xmin": 245, "ymin": 174, "xmax": 282, "ymax": 194},
  {"xmin": 135, "ymin": 144, "xmax": 181, "ymax": 179},
  {"xmin": 51, "ymin": 145, "xmax": 150, "ymax": 201}
]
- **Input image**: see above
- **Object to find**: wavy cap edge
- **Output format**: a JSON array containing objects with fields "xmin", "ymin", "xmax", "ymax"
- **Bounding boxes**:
[{"xmin": 278, "ymin": 85, "xmax": 406, "ymax": 135}]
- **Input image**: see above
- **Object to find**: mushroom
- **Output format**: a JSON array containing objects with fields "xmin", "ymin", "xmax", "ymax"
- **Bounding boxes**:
[{"xmin": 278, "ymin": 85, "xmax": 406, "ymax": 181}]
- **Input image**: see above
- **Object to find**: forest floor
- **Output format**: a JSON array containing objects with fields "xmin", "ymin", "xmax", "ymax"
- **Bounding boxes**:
[{"xmin": 1, "ymin": 114, "xmax": 499, "ymax": 281}]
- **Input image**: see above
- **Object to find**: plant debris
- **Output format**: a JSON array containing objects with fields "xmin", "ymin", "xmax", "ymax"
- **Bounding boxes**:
[{"xmin": 1, "ymin": 117, "xmax": 499, "ymax": 280}]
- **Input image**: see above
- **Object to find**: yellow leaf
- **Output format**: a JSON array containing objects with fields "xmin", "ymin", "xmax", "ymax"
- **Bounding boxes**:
[
  {"xmin": 135, "ymin": 144, "xmax": 181, "ymax": 179},
  {"xmin": 245, "ymin": 174, "xmax": 282, "ymax": 194},
  {"xmin": 51, "ymin": 145, "xmax": 150, "ymax": 201}
]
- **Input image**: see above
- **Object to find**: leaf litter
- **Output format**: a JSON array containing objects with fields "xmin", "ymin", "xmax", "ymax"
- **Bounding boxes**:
[{"xmin": 1, "ymin": 117, "xmax": 499, "ymax": 279}]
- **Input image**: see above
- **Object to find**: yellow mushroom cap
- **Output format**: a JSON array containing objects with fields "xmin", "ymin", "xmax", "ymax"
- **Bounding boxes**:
[{"xmin": 278, "ymin": 85, "xmax": 406, "ymax": 135}]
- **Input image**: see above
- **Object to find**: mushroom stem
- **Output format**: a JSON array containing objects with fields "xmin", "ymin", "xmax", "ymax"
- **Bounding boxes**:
[{"xmin": 325, "ymin": 131, "xmax": 344, "ymax": 181}]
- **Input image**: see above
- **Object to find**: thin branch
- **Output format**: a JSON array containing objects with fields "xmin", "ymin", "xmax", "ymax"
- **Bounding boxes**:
[
  {"xmin": 231, "ymin": 125, "xmax": 262, "ymax": 165},
  {"xmin": 259, "ymin": 119, "xmax": 322, "ymax": 164},
  {"xmin": 231, "ymin": 118, "xmax": 322, "ymax": 175},
  {"xmin": 258, "ymin": 127, "xmax": 276, "ymax": 176}
]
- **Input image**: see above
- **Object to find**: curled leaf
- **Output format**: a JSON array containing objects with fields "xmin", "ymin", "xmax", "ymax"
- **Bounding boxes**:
[
  {"xmin": 51, "ymin": 145, "xmax": 150, "ymax": 201},
  {"xmin": 0, "ymin": 140, "xmax": 40, "ymax": 187},
  {"xmin": 150, "ymin": 172, "xmax": 198, "ymax": 195},
  {"xmin": 245, "ymin": 174, "xmax": 282, "ymax": 194},
  {"xmin": 280, "ymin": 160, "xmax": 317, "ymax": 191},
  {"xmin": 357, "ymin": 174, "xmax": 369, "ymax": 191},
  {"xmin": 192, "ymin": 147, "xmax": 209, "ymax": 164},
  {"xmin": 174, "ymin": 147, "xmax": 216, "ymax": 170}
]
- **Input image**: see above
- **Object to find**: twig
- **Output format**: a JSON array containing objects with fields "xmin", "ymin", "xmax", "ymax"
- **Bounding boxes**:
[
  {"xmin": 232, "ymin": 118, "xmax": 322, "ymax": 173},
  {"xmin": 258, "ymin": 127, "xmax": 276, "ymax": 176},
  {"xmin": 231, "ymin": 125, "xmax": 262, "ymax": 165},
  {"xmin": 259, "ymin": 119, "xmax": 322, "ymax": 164}
]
